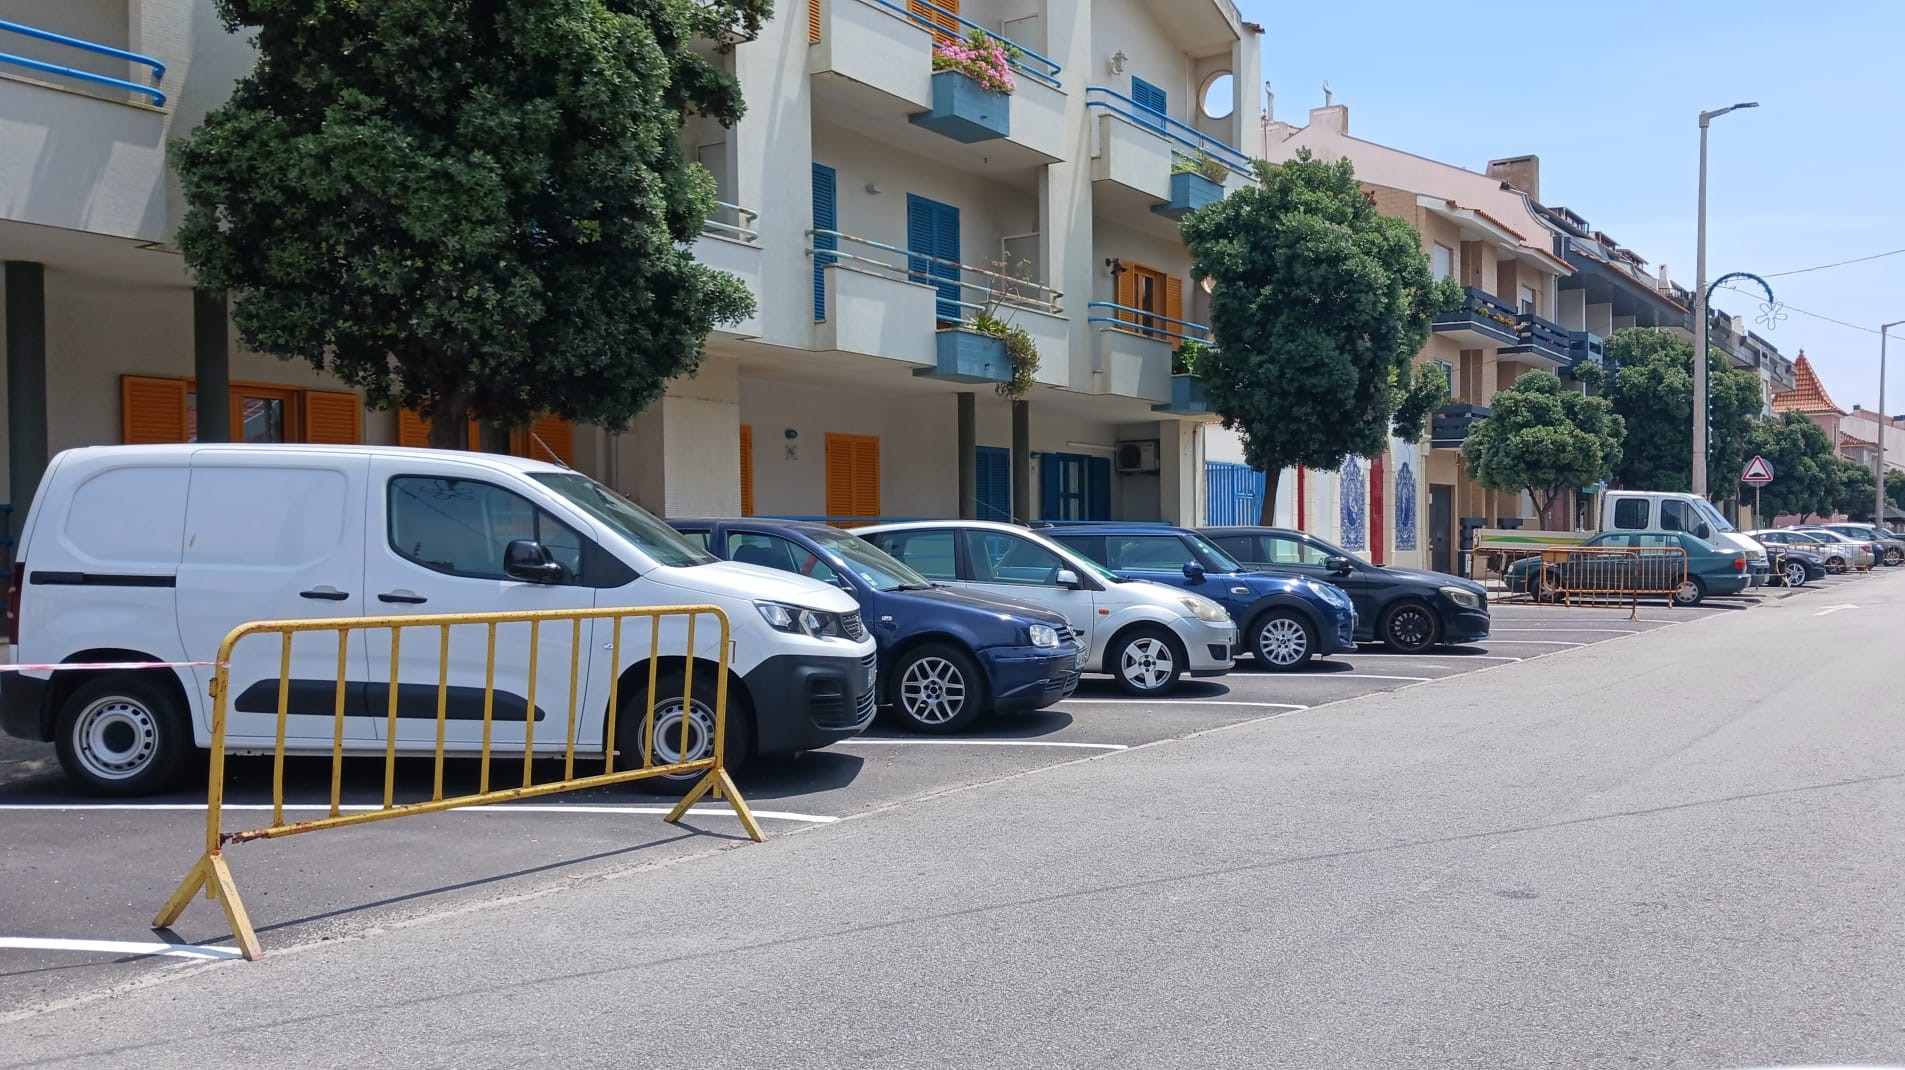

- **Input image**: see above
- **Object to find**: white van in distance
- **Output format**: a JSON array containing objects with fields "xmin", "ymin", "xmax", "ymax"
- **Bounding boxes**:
[
  {"xmin": 2, "ymin": 445, "xmax": 877, "ymax": 795},
  {"xmin": 1598, "ymin": 490, "xmax": 1770, "ymax": 586}
]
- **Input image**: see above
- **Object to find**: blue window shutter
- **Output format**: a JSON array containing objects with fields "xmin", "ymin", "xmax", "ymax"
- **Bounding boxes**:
[
  {"xmin": 906, "ymin": 194, "xmax": 934, "ymax": 292},
  {"xmin": 812, "ymin": 164, "xmax": 837, "ymax": 322},
  {"xmin": 908, "ymin": 194, "xmax": 963, "ymax": 322},
  {"xmin": 1040, "ymin": 453, "xmax": 1062, "ymax": 520},
  {"xmin": 1132, "ymin": 77, "xmax": 1166, "ymax": 117},
  {"xmin": 976, "ymin": 446, "xmax": 1010, "ymax": 521},
  {"xmin": 1088, "ymin": 457, "xmax": 1112, "ymax": 521}
]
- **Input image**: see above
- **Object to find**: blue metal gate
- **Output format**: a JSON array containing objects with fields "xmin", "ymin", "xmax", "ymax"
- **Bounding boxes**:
[{"xmin": 1204, "ymin": 462, "xmax": 1265, "ymax": 525}]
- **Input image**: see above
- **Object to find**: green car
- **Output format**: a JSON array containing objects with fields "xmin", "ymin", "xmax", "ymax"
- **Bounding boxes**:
[{"xmin": 1504, "ymin": 531, "xmax": 1750, "ymax": 607}]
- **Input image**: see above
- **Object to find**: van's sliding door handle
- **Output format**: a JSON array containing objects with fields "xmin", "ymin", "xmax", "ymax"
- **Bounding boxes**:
[
  {"xmin": 378, "ymin": 591, "xmax": 429, "ymax": 605},
  {"xmin": 300, "ymin": 588, "xmax": 350, "ymax": 601}
]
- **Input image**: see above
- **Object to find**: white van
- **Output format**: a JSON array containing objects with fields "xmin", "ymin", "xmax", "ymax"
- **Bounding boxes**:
[
  {"xmin": 2, "ymin": 445, "xmax": 877, "ymax": 795},
  {"xmin": 858, "ymin": 520, "xmax": 1236, "ymax": 695},
  {"xmin": 1599, "ymin": 490, "xmax": 1769, "ymax": 586}
]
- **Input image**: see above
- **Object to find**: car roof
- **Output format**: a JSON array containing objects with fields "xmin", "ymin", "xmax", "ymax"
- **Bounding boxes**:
[
  {"xmin": 1037, "ymin": 525, "xmax": 1191, "ymax": 537},
  {"xmin": 857, "ymin": 520, "xmax": 1026, "ymax": 534},
  {"xmin": 1197, "ymin": 526, "xmax": 1309, "ymax": 537},
  {"xmin": 668, "ymin": 517, "xmax": 839, "ymax": 537},
  {"xmin": 56, "ymin": 443, "xmax": 570, "ymax": 476}
]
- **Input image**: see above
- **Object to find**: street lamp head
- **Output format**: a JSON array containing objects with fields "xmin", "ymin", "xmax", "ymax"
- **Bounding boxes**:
[{"xmin": 1700, "ymin": 101, "xmax": 1760, "ymax": 124}]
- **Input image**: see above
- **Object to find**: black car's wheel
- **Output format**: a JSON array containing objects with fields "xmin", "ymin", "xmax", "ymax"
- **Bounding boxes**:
[
  {"xmin": 1250, "ymin": 610, "xmax": 1316, "ymax": 671},
  {"xmin": 1379, "ymin": 601, "xmax": 1438, "ymax": 654},
  {"xmin": 624, "ymin": 670, "xmax": 754, "ymax": 795},
  {"xmin": 889, "ymin": 644, "xmax": 985, "ymax": 734},
  {"xmin": 1784, "ymin": 561, "xmax": 1808, "ymax": 588},
  {"xmin": 1108, "ymin": 626, "xmax": 1185, "ymax": 696},
  {"xmin": 1671, "ymin": 577, "xmax": 1707, "ymax": 607},
  {"xmin": 54, "ymin": 674, "xmax": 193, "ymax": 797}
]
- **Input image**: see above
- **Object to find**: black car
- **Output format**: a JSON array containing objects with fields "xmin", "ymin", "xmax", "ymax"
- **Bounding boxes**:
[
  {"xmin": 1750, "ymin": 537, "xmax": 1825, "ymax": 588},
  {"xmin": 1200, "ymin": 526, "xmax": 1490, "ymax": 653}
]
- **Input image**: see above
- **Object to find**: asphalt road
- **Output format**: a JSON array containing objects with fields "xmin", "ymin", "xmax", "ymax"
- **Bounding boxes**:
[{"xmin": 2, "ymin": 571, "xmax": 1899, "ymax": 1068}]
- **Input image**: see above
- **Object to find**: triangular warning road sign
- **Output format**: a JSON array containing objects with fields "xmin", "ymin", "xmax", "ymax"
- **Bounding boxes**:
[{"xmin": 1741, "ymin": 455, "xmax": 1775, "ymax": 483}]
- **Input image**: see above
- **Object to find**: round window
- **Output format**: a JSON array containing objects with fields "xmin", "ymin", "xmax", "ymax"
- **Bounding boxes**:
[{"xmin": 1200, "ymin": 72, "xmax": 1235, "ymax": 120}]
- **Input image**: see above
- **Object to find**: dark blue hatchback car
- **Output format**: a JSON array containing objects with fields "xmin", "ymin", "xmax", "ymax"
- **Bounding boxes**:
[
  {"xmin": 670, "ymin": 519, "xmax": 1082, "ymax": 733},
  {"xmin": 1040, "ymin": 525, "xmax": 1358, "ymax": 671}
]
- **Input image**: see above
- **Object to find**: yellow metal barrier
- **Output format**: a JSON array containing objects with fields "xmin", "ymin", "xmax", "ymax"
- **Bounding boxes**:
[
  {"xmin": 154, "ymin": 604, "xmax": 757, "ymax": 960},
  {"xmin": 1480, "ymin": 544, "xmax": 1695, "ymax": 619}
]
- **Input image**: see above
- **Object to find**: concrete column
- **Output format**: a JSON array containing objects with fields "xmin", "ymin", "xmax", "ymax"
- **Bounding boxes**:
[
  {"xmin": 617, "ymin": 355, "xmax": 743, "ymax": 517},
  {"xmin": 1011, "ymin": 399, "xmax": 1031, "ymax": 522},
  {"xmin": 5, "ymin": 262, "xmax": 48, "ymax": 543},
  {"xmin": 956, "ymin": 392, "xmax": 976, "ymax": 519},
  {"xmin": 192, "ymin": 288, "xmax": 231, "ymax": 443}
]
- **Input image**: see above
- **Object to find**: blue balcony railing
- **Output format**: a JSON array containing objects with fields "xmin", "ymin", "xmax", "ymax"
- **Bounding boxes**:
[
  {"xmin": 856, "ymin": 0, "xmax": 1061, "ymax": 90},
  {"xmin": 1085, "ymin": 86, "xmax": 1253, "ymax": 176},
  {"xmin": 1087, "ymin": 301, "xmax": 1217, "ymax": 348},
  {"xmin": 0, "ymin": 19, "xmax": 166, "ymax": 106}
]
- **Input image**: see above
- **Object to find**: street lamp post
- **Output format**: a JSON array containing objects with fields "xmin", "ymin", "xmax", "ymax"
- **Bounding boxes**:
[
  {"xmin": 1692, "ymin": 101, "xmax": 1758, "ymax": 498},
  {"xmin": 1877, "ymin": 321, "xmax": 1904, "ymax": 529}
]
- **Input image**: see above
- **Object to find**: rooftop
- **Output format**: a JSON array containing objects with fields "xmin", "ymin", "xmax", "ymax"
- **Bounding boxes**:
[{"xmin": 1771, "ymin": 353, "xmax": 1846, "ymax": 417}]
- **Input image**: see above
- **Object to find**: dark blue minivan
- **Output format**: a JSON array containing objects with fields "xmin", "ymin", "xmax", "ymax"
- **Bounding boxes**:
[
  {"xmin": 1041, "ymin": 524, "xmax": 1358, "ymax": 671},
  {"xmin": 670, "ymin": 519, "xmax": 1083, "ymax": 733}
]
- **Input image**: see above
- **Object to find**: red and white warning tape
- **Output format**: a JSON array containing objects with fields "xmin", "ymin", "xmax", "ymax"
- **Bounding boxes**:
[{"xmin": 0, "ymin": 660, "xmax": 223, "ymax": 674}]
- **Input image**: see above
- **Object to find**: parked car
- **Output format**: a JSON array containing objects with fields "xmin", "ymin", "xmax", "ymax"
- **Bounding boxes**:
[
  {"xmin": 669, "ymin": 518, "xmax": 1082, "ymax": 733},
  {"xmin": 1819, "ymin": 523, "xmax": 1905, "ymax": 567},
  {"xmin": 1750, "ymin": 528, "xmax": 1856, "ymax": 574},
  {"xmin": 1791, "ymin": 528, "xmax": 1876, "ymax": 571},
  {"xmin": 1747, "ymin": 537, "xmax": 1826, "ymax": 588},
  {"xmin": 1502, "ymin": 530, "xmax": 1750, "ymax": 606},
  {"xmin": 1598, "ymin": 489, "xmax": 1770, "ymax": 586},
  {"xmin": 1199, "ymin": 526, "xmax": 1490, "ymax": 654},
  {"xmin": 3, "ymin": 445, "xmax": 878, "ymax": 796},
  {"xmin": 1037, "ymin": 525, "xmax": 1358, "ymax": 671},
  {"xmin": 858, "ymin": 521, "xmax": 1236, "ymax": 696}
]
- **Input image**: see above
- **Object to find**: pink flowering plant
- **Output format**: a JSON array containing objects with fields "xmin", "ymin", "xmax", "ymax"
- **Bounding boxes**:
[{"xmin": 932, "ymin": 29, "xmax": 1019, "ymax": 95}]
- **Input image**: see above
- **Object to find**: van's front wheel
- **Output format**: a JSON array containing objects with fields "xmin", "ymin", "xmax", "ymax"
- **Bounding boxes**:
[
  {"xmin": 621, "ymin": 670, "xmax": 754, "ymax": 796},
  {"xmin": 54, "ymin": 674, "xmax": 193, "ymax": 797}
]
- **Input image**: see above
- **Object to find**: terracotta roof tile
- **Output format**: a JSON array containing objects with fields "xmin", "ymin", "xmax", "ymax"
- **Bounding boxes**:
[{"xmin": 1770, "ymin": 352, "xmax": 1845, "ymax": 416}]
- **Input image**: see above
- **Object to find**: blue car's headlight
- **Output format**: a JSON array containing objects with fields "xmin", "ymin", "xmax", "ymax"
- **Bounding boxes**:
[{"xmin": 1028, "ymin": 624, "xmax": 1060, "ymax": 648}]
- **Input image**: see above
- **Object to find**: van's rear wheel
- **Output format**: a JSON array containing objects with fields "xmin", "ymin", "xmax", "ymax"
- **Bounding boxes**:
[
  {"xmin": 621, "ymin": 670, "xmax": 753, "ymax": 796},
  {"xmin": 54, "ymin": 674, "xmax": 193, "ymax": 797}
]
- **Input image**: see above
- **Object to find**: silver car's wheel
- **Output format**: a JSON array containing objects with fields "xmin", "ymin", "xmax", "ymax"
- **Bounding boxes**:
[{"xmin": 1112, "ymin": 630, "xmax": 1182, "ymax": 695}]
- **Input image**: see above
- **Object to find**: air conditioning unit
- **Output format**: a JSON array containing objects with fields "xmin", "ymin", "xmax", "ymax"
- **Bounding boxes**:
[{"xmin": 1115, "ymin": 440, "xmax": 1160, "ymax": 473}]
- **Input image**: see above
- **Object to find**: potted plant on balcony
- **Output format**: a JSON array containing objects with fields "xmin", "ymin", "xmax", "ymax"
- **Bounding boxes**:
[
  {"xmin": 934, "ymin": 255, "xmax": 1040, "ymax": 398},
  {"xmin": 1168, "ymin": 339, "xmax": 1211, "ymax": 411},
  {"xmin": 914, "ymin": 29, "xmax": 1019, "ymax": 142},
  {"xmin": 1163, "ymin": 152, "xmax": 1229, "ymax": 218},
  {"xmin": 931, "ymin": 29, "xmax": 1019, "ymax": 95}
]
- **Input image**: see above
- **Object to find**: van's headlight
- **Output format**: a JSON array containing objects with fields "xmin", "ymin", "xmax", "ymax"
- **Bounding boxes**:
[
  {"xmin": 1028, "ymin": 624, "xmax": 1060, "ymax": 648},
  {"xmin": 1179, "ymin": 596, "xmax": 1230, "ymax": 623},
  {"xmin": 1440, "ymin": 585, "xmax": 1482, "ymax": 610},
  {"xmin": 755, "ymin": 601, "xmax": 844, "ymax": 638}
]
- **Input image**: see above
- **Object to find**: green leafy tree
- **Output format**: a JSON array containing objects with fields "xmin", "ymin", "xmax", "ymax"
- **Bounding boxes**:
[
  {"xmin": 1885, "ymin": 469, "xmax": 1905, "ymax": 512},
  {"xmin": 1829, "ymin": 457, "xmax": 1877, "ymax": 520},
  {"xmin": 1460, "ymin": 370, "xmax": 1624, "ymax": 524},
  {"xmin": 1739, "ymin": 412, "xmax": 1837, "ymax": 519},
  {"xmin": 1181, "ymin": 150, "xmax": 1462, "ymax": 524},
  {"xmin": 1579, "ymin": 327, "xmax": 1763, "ymax": 497},
  {"xmin": 175, "ymin": 0, "xmax": 764, "ymax": 448}
]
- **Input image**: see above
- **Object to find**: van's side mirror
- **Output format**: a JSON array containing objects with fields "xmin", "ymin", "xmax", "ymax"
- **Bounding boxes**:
[
  {"xmin": 1325, "ymin": 555, "xmax": 1354, "ymax": 576},
  {"xmin": 1054, "ymin": 568, "xmax": 1082, "ymax": 589},
  {"xmin": 1182, "ymin": 561, "xmax": 1206, "ymax": 583},
  {"xmin": 504, "ymin": 539, "xmax": 564, "ymax": 584},
  {"xmin": 1695, "ymin": 523, "xmax": 1712, "ymax": 540}
]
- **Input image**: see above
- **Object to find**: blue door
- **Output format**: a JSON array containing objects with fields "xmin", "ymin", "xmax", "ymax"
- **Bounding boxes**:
[
  {"xmin": 1041, "ymin": 453, "xmax": 1111, "ymax": 521},
  {"xmin": 1204, "ymin": 462, "xmax": 1265, "ymax": 525},
  {"xmin": 906, "ymin": 194, "xmax": 962, "ymax": 322},
  {"xmin": 975, "ymin": 446, "xmax": 1011, "ymax": 522},
  {"xmin": 812, "ymin": 163, "xmax": 837, "ymax": 321}
]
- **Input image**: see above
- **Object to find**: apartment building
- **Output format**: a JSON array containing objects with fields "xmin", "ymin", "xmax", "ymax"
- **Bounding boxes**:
[
  {"xmin": 0, "ymin": 0, "xmax": 1264, "ymax": 544},
  {"xmin": 1210, "ymin": 102, "xmax": 1573, "ymax": 573}
]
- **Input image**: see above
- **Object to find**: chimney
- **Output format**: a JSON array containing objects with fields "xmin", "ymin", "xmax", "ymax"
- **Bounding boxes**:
[
  {"xmin": 1486, "ymin": 155, "xmax": 1540, "ymax": 200},
  {"xmin": 1308, "ymin": 104, "xmax": 1347, "ymax": 135}
]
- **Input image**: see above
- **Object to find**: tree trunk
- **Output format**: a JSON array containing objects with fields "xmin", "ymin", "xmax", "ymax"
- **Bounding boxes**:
[
  {"xmin": 428, "ymin": 390, "xmax": 472, "ymax": 450},
  {"xmin": 1530, "ymin": 487, "xmax": 1554, "ymax": 528},
  {"xmin": 1258, "ymin": 466, "xmax": 1282, "ymax": 526}
]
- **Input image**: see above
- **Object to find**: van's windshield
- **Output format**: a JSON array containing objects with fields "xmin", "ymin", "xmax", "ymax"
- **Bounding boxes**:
[
  {"xmin": 531, "ymin": 474, "xmax": 714, "ymax": 568},
  {"xmin": 1692, "ymin": 497, "xmax": 1736, "ymax": 533}
]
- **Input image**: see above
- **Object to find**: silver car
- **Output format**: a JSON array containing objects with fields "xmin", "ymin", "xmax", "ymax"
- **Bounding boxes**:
[
  {"xmin": 1748, "ymin": 529, "xmax": 1865, "ymax": 574},
  {"xmin": 1790, "ymin": 528, "xmax": 1876, "ymax": 571},
  {"xmin": 1820, "ymin": 522, "xmax": 1905, "ymax": 567}
]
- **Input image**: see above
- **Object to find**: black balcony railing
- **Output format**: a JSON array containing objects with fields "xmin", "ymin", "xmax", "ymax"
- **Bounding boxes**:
[
  {"xmin": 1566, "ymin": 331, "xmax": 1604, "ymax": 373},
  {"xmin": 1506, "ymin": 311, "xmax": 1571, "ymax": 365},
  {"xmin": 1433, "ymin": 287, "xmax": 1520, "ymax": 348},
  {"xmin": 1431, "ymin": 403, "xmax": 1492, "ymax": 449}
]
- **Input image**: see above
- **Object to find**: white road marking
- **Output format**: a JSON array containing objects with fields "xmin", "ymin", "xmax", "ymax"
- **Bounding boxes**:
[
  {"xmin": 1061, "ymin": 699, "xmax": 1309, "ymax": 710},
  {"xmin": 839, "ymin": 738, "xmax": 1129, "ymax": 751},
  {"xmin": 1291, "ymin": 673, "xmax": 1433, "ymax": 683},
  {"xmin": 0, "ymin": 937, "xmax": 242, "ymax": 961},
  {"xmin": 0, "ymin": 803, "xmax": 837, "ymax": 823},
  {"xmin": 1349, "ymin": 652, "xmax": 1523, "ymax": 662},
  {"xmin": 1487, "ymin": 627, "xmax": 1640, "ymax": 634},
  {"xmin": 1467, "ymin": 639, "xmax": 1587, "ymax": 646},
  {"xmin": 1815, "ymin": 603, "xmax": 1860, "ymax": 616}
]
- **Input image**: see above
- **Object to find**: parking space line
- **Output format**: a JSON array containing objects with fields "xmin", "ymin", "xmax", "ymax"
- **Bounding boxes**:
[
  {"xmin": 1487, "ymin": 627, "xmax": 1640, "ymax": 634},
  {"xmin": 1469, "ymin": 639, "xmax": 1586, "ymax": 646},
  {"xmin": 1060, "ymin": 699, "xmax": 1310, "ymax": 710},
  {"xmin": 0, "ymin": 937, "xmax": 243, "ymax": 961},
  {"xmin": 1294, "ymin": 673, "xmax": 1432, "ymax": 683},
  {"xmin": 1349, "ymin": 652, "xmax": 1523, "ymax": 661},
  {"xmin": 0, "ymin": 803, "xmax": 838, "ymax": 823},
  {"xmin": 839, "ymin": 738, "xmax": 1129, "ymax": 750}
]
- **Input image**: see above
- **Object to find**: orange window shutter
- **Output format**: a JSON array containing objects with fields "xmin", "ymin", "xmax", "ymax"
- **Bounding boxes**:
[
  {"xmin": 1115, "ymin": 266, "xmax": 1138, "ymax": 326},
  {"xmin": 740, "ymin": 425, "xmax": 755, "ymax": 516},
  {"xmin": 301, "ymin": 391, "xmax": 363, "ymax": 445},
  {"xmin": 852, "ymin": 436, "xmax": 881, "ymax": 517},
  {"xmin": 808, "ymin": 0, "xmax": 821, "ymax": 42},
  {"xmin": 824, "ymin": 434, "xmax": 855, "ymax": 519},
  {"xmin": 910, "ymin": 0, "xmax": 957, "ymax": 38},
  {"xmin": 1164, "ymin": 275, "xmax": 1184, "ymax": 337},
  {"xmin": 398, "ymin": 409, "xmax": 431, "ymax": 448},
  {"xmin": 121, "ymin": 376, "xmax": 189, "ymax": 444},
  {"xmin": 522, "ymin": 416, "xmax": 574, "ymax": 466}
]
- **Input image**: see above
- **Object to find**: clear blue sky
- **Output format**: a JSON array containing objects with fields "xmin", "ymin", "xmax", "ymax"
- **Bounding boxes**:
[{"xmin": 1237, "ymin": 0, "xmax": 1905, "ymax": 412}]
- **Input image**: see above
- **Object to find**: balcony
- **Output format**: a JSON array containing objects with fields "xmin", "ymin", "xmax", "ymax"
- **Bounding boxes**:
[
  {"xmin": 1087, "ymin": 86, "xmax": 1253, "ymax": 227},
  {"xmin": 1430, "ymin": 403, "xmax": 1492, "ymax": 449},
  {"xmin": 1565, "ymin": 331, "xmax": 1604, "ymax": 376},
  {"xmin": 807, "ymin": 0, "xmax": 1066, "ymax": 166},
  {"xmin": 1500, "ymin": 312, "xmax": 1571, "ymax": 369},
  {"xmin": 691, "ymin": 203, "xmax": 763, "ymax": 339},
  {"xmin": 1432, "ymin": 287, "xmax": 1519, "ymax": 349},
  {"xmin": 808, "ymin": 229, "xmax": 1067, "ymax": 384},
  {"xmin": 0, "ymin": 18, "xmax": 166, "ymax": 106},
  {"xmin": 1087, "ymin": 302, "xmax": 1214, "ymax": 403}
]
